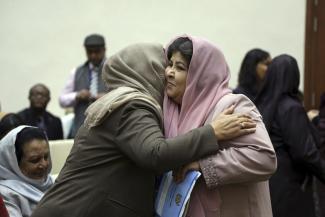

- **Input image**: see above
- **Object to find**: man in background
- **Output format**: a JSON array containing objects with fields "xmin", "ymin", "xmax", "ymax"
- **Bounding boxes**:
[
  {"xmin": 59, "ymin": 34, "xmax": 108, "ymax": 138},
  {"xmin": 18, "ymin": 83, "xmax": 63, "ymax": 140}
]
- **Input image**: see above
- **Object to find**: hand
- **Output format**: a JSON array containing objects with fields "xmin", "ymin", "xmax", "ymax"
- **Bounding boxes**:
[
  {"xmin": 76, "ymin": 89, "xmax": 91, "ymax": 102},
  {"xmin": 90, "ymin": 92, "xmax": 106, "ymax": 102},
  {"xmin": 95, "ymin": 92, "xmax": 106, "ymax": 100},
  {"xmin": 172, "ymin": 161, "xmax": 200, "ymax": 183},
  {"xmin": 307, "ymin": 109, "xmax": 319, "ymax": 121},
  {"xmin": 210, "ymin": 104, "xmax": 256, "ymax": 141}
]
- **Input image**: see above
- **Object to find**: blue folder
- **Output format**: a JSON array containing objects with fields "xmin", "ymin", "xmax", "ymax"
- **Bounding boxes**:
[{"xmin": 155, "ymin": 170, "xmax": 201, "ymax": 217}]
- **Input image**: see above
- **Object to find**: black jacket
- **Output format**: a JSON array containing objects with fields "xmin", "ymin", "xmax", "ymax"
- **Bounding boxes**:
[
  {"xmin": 268, "ymin": 97, "xmax": 325, "ymax": 217},
  {"xmin": 18, "ymin": 108, "xmax": 63, "ymax": 140}
]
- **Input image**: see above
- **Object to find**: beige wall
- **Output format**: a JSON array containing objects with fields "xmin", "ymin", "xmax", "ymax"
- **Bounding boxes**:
[{"xmin": 0, "ymin": 0, "xmax": 306, "ymax": 117}]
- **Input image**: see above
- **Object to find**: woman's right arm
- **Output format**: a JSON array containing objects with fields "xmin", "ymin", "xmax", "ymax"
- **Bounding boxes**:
[
  {"xmin": 115, "ymin": 101, "xmax": 255, "ymax": 173},
  {"xmin": 115, "ymin": 101, "xmax": 218, "ymax": 173}
]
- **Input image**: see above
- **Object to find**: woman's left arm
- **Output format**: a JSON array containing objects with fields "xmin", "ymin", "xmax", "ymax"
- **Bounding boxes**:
[{"xmin": 199, "ymin": 95, "xmax": 277, "ymax": 189}]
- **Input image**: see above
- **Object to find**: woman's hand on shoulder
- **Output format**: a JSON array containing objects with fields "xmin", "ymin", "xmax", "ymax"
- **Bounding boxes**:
[{"xmin": 210, "ymin": 104, "xmax": 256, "ymax": 141}]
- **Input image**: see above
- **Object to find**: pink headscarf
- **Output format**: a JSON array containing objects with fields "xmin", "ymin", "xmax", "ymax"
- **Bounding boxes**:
[{"xmin": 164, "ymin": 35, "xmax": 231, "ymax": 138}]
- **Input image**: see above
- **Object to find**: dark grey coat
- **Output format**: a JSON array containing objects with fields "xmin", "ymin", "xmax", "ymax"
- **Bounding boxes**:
[{"xmin": 31, "ymin": 100, "xmax": 219, "ymax": 217}]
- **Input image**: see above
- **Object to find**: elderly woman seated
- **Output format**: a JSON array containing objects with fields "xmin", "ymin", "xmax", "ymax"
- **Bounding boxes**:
[{"xmin": 0, "ymin": 126, "xmax": 53, "ymax": 217}]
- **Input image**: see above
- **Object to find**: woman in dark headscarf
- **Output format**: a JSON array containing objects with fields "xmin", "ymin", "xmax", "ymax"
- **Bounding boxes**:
[
  {"xmin": 233, "ymin": 48, "xmax": 271, "ymax": 102},
  {"xmin": 255, "ymin": 54, "xmax": 325, "ymax": 217}
]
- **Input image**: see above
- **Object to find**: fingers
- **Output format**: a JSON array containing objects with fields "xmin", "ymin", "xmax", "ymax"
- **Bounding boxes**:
[
  {"xmin": 237, "ymin": 119, "xmax": 257, "ymax": 136},
  {"xmin": 178, "ymin": 167, "xmax": 188, "ymax": 183},
  {"xmin": 172, "ymin": 163, "xmax": 200, "ymax": 183},
  {"xmin": 212, "ymin": 107, "xmax": 257, "ymax": 140},
  {"xmin": 222, "ymin": 104, "xmax": 235, "ymax": 115},
  {"xmin": 172, "ymin": 169, "xmax": 181, "ymax": 183},
  {"xmin": 238, "ymin": 127, "xmax": 256, "ymax": 136},
  {"xmin": 235, "ymin": 113, "xmax": 253, "ymax": 120},
  {"xmin": 237, "ymin": 116, "xmax": 255, "ymax": 125},
  {"xmin": 172, "ymin": 166, "xmax": 187, "ymax": 183},
  {"xmin": 77, "ymin": 89, "xmax": 91, "ymax": 101},
  {"xmin": 240, "ymin": 121, "xmax": 256, "ymax": 129},
  {"xmin": 173, "ymin": 168, "xmax": 186, "ymax": 184}
]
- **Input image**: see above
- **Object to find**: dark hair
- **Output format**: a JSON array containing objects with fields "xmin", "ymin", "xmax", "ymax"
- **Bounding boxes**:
[
  {"xmin": 167, "ymin": 37, "xmax": 193, "ymax": 66},
  {"xmin": 29, "ymin": 83, "xmax": 50, "ymax": 98},
  {"xmin": 15, "ymin": 127, "xmax": 48, "ymax": 164},
  {"xmin": 0, "ymin": 113, "xmax": 25, "ymax": 139},
  {"xmin": 237, "ymin": 48, "xmax": 270, "ymax": 94}
]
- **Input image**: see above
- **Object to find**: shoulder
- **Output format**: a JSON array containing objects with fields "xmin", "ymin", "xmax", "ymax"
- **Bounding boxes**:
[
  {"xmin": 17, "ymin": 108, "xmax": 30, "ymax": 119},
  {"xmin": 45, "ymin": 111, "xmax": 60, "ymax": 120},
  {"xmin": 0, "ymin": 184, "xmax": 21, "ymax": 201},
  {"xmin": 74, "ymin": 62, "xmax": 89, "ymax": 76},
  {"xmin": 0, "ymin": 183, "xmax": 34, "ymax": 217},
  {"xmin": 120, "ymin": 100, "xmax": 161, "ymax": 120},
  {"xmin": 100, "ymin": 99, "xmax": 162, "ymax": 128},
  {"xmin": 217, "ymin": 93, "xmax": 259, "ymax": 116},
  {"xmin": 278, "ymin": 96, "xmax": 304, "ymax": 115},
  {"xmin": 44, "ymin": 112, "xmax": 62, "ymax": 126},
  {"xmin": 17, "ymin": 108, "xmax": 29, "ymax": 115},
  {"xmin": 206, "ymin": 93, "xmax": 261, "ymax": 124},
  {"xmin": 76, "ymin": 62, "xmax": 88, "ymax": 71}
]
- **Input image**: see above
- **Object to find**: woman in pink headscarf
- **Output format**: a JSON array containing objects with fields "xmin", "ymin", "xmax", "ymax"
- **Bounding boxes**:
[{"xmin": 163, "ymin": 35, "xmax": 277, "ymax": 217}]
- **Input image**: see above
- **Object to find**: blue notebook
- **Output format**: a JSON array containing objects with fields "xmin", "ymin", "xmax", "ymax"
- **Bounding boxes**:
[{"xmin": 155, "ymin": 171, "xmax": 201, "ymax": 217}]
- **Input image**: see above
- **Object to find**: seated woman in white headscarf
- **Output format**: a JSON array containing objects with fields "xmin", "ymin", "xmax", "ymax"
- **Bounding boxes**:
[{"xmin": 0, "ymin": 126, "xmax": 53, "ymax": 217}]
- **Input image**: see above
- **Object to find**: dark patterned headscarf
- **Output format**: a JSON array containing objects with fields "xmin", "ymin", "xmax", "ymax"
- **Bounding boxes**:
[{"xmin": 255, "ymin": 54, "xmax": 300, "ymax": 131}]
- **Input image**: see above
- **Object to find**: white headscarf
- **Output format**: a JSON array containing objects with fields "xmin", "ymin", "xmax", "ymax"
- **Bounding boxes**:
[{"xmin": 0, "ymin": 126, "xmax": 53, "ymax": 202}]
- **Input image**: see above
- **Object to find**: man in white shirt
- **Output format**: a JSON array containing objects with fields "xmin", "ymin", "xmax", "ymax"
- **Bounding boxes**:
[{"xmin": 59, "ymin": 34, "xmax": 108, "ymax": 138}]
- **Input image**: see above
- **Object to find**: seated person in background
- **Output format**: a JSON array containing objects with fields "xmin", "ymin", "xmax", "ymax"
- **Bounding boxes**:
[
  {"xmin": 0, "ymin": 113, "xmax": 25, "ymax": 139},
  {"xmin": 59, "ymin": 34, "xmax": 108, "ymax": 138},
  {"xmin": 0, "ymin": 126, "xmax": 53, "ymax": 217},
  {"xmin": 233, "ymin": 48, "xmax": 271, "ymax": 102},
  {"xmin": 18, "ymin": 83, "xmax": 63, "ymax": 140}
]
